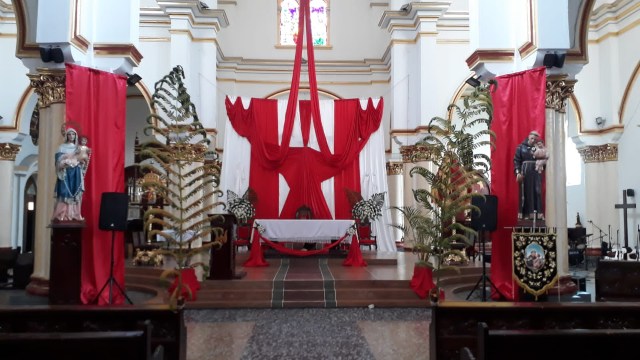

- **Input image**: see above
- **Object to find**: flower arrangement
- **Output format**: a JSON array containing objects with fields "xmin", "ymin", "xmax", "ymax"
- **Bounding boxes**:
[
  {"xmin": 132, "ymin": 249, "xmax": 164, "ymax": 267},
  {"xmin": 227, "ymin": 188, "xmax": 257, "ymax": 224},
  {"xmin": 352, "ymin": 192, "xmax": 385, "ymax": 223}
]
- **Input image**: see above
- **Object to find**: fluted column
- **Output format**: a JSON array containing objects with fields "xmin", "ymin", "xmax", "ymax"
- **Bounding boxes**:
[
  {"xmin": 545, "ymin": 77, "xmax": 575, "ymax": 276},
  {"xmin": 400, "ymin": 145, "xmax": 433, "ymax": 249},
  {"xmin": 578, "ymin": 144, "xmax": 619, "ymax": 246},
  {"xmin": 0, "ymin": 143, "xmax": 21, "ymax": 248},
  {"xmin": 386, "ymin": 161, "xmax": 404, "ymax": 243},
  {"xmin": 26, "ymin": 69, "xmax": 67, "ymax": 296}
]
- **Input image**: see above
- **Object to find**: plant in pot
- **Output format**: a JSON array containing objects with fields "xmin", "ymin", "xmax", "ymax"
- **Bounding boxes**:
[
  {"xmin": 392, "ymin": 82, "xmax": 496, "ymax": 303},
  {"xmin": 137, "ymin": 65, "xmax": 226, "ymax": 308}
]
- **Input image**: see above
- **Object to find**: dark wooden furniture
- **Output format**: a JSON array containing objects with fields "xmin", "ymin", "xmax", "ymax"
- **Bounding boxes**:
[
  {"xmin": 474, "ymin": 322, "xmax": 640, "ymax": 360},
  {"xmin": 431, "ymin": 301, "xmax": 640, "ymax": 360},
  {"xmin": 0, "ymin": 246, "xmax": 20, "ymax": 286},
  {"xmin": 0, "ymin": 321, "xmax": 162, "ymax": 360},
  {"xmin": 49, "ymin": 222, "xmax": 85, "ymax": 304},
  {"xmin": 0, "ymin": 305, "xmax": 185, "ymax": 360},
  {"xmin": 595, "ymin": 260, "xmax": 640, "ymax": 301},
  {"xmin": 209, "ymin": 213, "xmax": 244, "ymax": 280}
]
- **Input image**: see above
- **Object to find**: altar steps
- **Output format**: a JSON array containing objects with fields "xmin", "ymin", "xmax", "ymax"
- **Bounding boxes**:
[{"xmin": 124, "ymin": 261, "xmax": 485, "ymax": 309}]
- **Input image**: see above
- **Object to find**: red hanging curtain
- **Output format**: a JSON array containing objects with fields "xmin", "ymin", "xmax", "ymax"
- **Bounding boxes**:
[
  {"xmin": 490, "ymin": 67, "xmax": 546, "ymax": 301},
  {"xmin": 65, "ymin": 63, "xmax": 127, "ymax": 305}
]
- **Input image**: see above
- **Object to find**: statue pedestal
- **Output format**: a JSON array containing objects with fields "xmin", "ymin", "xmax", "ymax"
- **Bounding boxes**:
[{"xmin": 49, "ymin": 221, "xmax": 85, "ymax": 305}]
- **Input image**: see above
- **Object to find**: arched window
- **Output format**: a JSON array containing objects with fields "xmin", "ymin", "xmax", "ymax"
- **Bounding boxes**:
[{"xmin": 279, "ymin": 0, "xmax": 329, "ymax": 46}]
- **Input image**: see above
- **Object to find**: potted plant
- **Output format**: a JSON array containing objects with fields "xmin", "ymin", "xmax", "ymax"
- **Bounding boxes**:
[
  {"xmin": 392, "ymin": 82, "xmax": 496, "ymax": 302},
  {"xmin": 137, "ymin": 65, "xmax": 226, "ymax": 308}
]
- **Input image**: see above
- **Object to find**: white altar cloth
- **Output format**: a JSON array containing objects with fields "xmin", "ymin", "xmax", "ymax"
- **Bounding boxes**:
[{"xmin": 254, "ymin": 219, "xmax": 355, "ymax": 242}]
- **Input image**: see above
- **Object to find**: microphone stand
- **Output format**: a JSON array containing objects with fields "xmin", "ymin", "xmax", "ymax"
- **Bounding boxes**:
[{"xmin": 588, "ymin": 220, "xmax": 607, "ymax": 270}]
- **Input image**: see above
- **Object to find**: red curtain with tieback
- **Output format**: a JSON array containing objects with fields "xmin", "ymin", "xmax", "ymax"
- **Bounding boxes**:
[
  {"xmin": 65, "ymin": 63, "xmax": 127, "ymax": 305},
  {"xmin": 490, "ymin": 67, "xmax": 546, "ymax": 301}
]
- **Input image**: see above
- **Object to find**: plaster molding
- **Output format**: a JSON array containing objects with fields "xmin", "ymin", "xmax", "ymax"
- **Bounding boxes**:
[
  {"xmin": 546, "ymin": 77, "xmax": 575, "ymax": 113},
  {"xmin": 386, "ymin": 162, "xmax": 404, "ymax": 176},
  {"xmin": 28, "ymin": 69, "xmax": 66, "ymax": 108},
  {"xmin": 0, "ymin": 143, "xmax": 20, "ymax": 161},
  {"xmin": 578, "ymin": 144, "xmax": 618, "ymax": 163}
]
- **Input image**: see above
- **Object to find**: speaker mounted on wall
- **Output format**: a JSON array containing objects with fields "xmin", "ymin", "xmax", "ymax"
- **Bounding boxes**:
[
  {"xmin": 98, "ymin": 192, "xmax": 129, "ymax": 231},
  {"xmin": 470, "ymin": 195, "xmax": 498, "ymax": 232}
]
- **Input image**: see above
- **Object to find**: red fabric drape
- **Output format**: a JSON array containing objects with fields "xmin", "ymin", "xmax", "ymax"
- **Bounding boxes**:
[
  {"xmin": 66, "ymin": 64, "xmax": 127, "ymax": 305},
  {"xmin": 490, "ymin": 67, "xmax": 546, "ymax": 301},
  {"xmin": 224, "ymin": 0, "xmax": 383, "ymax": 222}
]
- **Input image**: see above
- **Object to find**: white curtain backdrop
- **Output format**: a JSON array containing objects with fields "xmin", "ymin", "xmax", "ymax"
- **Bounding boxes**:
[{"xmin": 219, "ymin": 97, "xmax": 395, "ymax": 252}]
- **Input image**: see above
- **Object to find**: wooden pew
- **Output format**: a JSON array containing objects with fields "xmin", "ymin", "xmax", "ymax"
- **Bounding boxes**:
[
  {"xmin": 475, "ymin": 322, "xmax": 640, "ymax": 360},
  {"xmin": 431, "ymin": 301, "xmax": 640, "ymax": 360},
  {"xmin": 0, "ymin": 321, "xmax": 163, "ymax": 360},
  {"xmin": 595, "ymin": 260, "xmax": 640, "ymax": 301},
  {"xmin": 0, "ymin": 305, "xmax": 185, "ymax": 360}
]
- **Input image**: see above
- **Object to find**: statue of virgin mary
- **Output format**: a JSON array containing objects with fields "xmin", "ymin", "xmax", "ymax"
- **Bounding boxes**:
[{"xmin": 52, "ymin": 128, "xmax": 90, "ymax": 221}]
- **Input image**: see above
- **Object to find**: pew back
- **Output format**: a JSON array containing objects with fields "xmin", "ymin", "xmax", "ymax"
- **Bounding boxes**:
[
  {"xmin": 477, "ymin": 322, "xmax": 640, "ymax": 360},
  {"xmin": 431, "ymin": 301, "xmax": 640, "ymax": 360},
  {"xmin": 0, "ymin": 305, "xmax": 184, "ymax": 360}
]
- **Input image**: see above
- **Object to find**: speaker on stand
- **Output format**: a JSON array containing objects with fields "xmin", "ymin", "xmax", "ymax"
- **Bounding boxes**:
[
  {"xmin": 94, "ymin": 192, "xmax": 133, "ymax": 305},
  {"xmin": 466, "ymin": 195, "xmax": 505, "ymax": 301}
]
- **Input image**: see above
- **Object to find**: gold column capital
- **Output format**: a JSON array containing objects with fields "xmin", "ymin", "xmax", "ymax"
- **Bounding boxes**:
[
  {"xmin": 386, "ymin": 161, "xmax": 404, "ymax": 175},
  {"xmin": 578, "ymin": 143, "xmax": 618, "ymax": 163},
  {"xmin": 400, "ymin": 145, "xmax": 434, "ymax": 162},
  {"xmin": 546, "ymin": 76, "xmax": 576, "ymax": 113},
  {"xmin": 0, "ymin": 143, "xmax": 21, "ymax": 161},
  {"xmin": 28, "ymin": 69, "xmax": 66, "ymax": 109},
  {"xmin": 170, "ymin": 143, "xmax": 209, "ymax": 162}
]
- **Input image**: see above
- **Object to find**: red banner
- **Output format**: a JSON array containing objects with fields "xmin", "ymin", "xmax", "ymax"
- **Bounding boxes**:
[
  {"xmin": 490, "ymin": 67, "xmax": 547, "ymax": 301},
  {"xmin": 65, "ymin": 63, "xmax": 127, "ymax": 304}
]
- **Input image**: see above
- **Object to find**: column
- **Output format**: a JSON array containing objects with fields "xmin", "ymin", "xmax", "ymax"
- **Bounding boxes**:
[
  {"xmin": 0, "ymin": 143, "xmax": 21, "ymax": 248},
  {"xmin": 578, "ymin": 144, "xmax": 619, "ymax": 247},
  {"xmin": 26, "ymin": 69, "xmax": 67, "ymax": 296},
  {"xmin": 545, "ymin": 77, "xmax": 575, "ymax": 276},
  {"xmin": 386, "ymin": 161, "xmax": 404, "ymax": 243},
  {"xmin": 400, "ymin": 145, "xmax": 433, "ymax": 249}
]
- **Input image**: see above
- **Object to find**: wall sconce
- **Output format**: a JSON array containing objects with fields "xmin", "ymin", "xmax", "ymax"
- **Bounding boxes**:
[
  {"xmin": 595, "ymin": 116, "xmax": 606, "ymax": 128},
  {"xmin": 126, "ymin": 73, "xmax": 142, "ymax": 86},
  {"xmin": 465, "ymin": 75, "xmax": 482, "ymax": 88},
  {"xmin": 39, "ymin": 46, "xmax": 65, "ymax": 63}
]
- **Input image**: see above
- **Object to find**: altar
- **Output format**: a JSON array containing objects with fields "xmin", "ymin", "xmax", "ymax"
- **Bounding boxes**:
[
  {"xmin": 244, "ymin": 219, "xmax": 366, "ymax": 267},
  {"xmin": 253, "ymin": 219, "xmax": 356, "ymax": 243}
]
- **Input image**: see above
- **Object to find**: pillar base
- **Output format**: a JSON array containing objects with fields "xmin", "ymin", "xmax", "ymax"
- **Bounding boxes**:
[{"xmin": 26, "ymin": 276, "xmax": 49, "ymax": 296}]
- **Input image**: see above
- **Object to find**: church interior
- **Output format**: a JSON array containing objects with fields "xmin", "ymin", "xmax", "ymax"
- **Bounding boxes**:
[{"xmin": 1, "ymin": 0, "xmax": 640, "ymax": 359}]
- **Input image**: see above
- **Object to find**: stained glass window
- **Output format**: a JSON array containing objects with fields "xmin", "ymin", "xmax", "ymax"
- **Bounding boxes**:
[{"xmin": 279, "ymin": 0, "xmax": 328, "ymax": 46}]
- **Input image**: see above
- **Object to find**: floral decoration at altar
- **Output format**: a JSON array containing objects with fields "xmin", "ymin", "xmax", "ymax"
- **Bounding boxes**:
[
  {"xmin": 349, "ymin": 191, "xmax": 386, "ymax": 223},
  {"xmin": 132, "ymin": 249, "xmax": 163, "ymax": 267},
  {"xmin": 227, "ymin": 188, "xmax": 257, "ymax": 224}
]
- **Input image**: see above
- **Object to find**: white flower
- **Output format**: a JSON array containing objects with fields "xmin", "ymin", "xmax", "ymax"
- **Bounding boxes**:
[{"xmin": 352, "ymin": 192, "xmax": 385, "ymax": 222}]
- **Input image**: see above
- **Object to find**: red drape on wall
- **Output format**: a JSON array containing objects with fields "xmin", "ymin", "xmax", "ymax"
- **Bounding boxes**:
[
  {"xmin": 490, "ymin": 67, "xmax": 547, "ymax": 301},
  {"xmin": 65, "ymin": 63, "xmax": 127, "ymax": 305},
  {"xmin": 225, "ymin": 0, "xmax": 383, "ymax": 221}
]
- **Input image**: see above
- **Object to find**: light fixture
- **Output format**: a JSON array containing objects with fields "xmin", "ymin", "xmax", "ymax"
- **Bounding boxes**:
[
  {"xmin": 595, "ymin": 116, "xmax": 606, "ymax": 128},
  {"xmin": 465, "ymin": 75, "xmax": 481, "ymax": 88},
  {"xmin": 126, "ymin": 73, "xmax": 142, "ymax": 86},
  {"xmin": 27, "ymin": 201, "xmax": 34, "ymax": 211}
]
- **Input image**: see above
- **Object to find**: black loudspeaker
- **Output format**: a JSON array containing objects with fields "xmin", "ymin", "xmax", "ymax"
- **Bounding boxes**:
[
  {"xmin": 470, "ymin": 195, "xmax": 498, "ymax": 232},
  {"xmin": 98, "ymin": 192, "xmax": 129, "ymax": 231},
  {"xmin": 543, "ymin": 53, "xmax": 565, "ymax": 68},
  {"xmin": 627, "ymin": 189, "xmax": 635, "ymax": 197}
]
